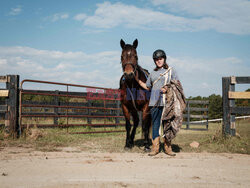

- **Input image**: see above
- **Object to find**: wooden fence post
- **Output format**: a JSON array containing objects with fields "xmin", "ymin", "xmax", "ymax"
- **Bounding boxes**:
[
  {"xmin": 5, "ymin": 75, "xmax": 19, "ymax": 137},
  {"xmin": 206, "ymin": 103, "xmax": 209, "ymax": 130},
  {"xmin": 229, "ymin": 77, "xmax": 236, "ymax": 136},
  {"xmin": 186, "ymin": 101, "xmax": 190, "ymax": 129},
  {"xmin": 222, "ymin": 77, "xmax": 235, "ymax": 136},
  {"xmin": 222, "ymin": 77, "xmax": 229, "ymax": 136}
]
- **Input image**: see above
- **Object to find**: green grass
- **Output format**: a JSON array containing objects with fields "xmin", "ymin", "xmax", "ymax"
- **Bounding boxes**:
[
  {"xmin": 174, "ymin": 119, "xmax": 250, "ymax": 154},
  {"xmin": 0, "ymin": 119, "xmax": 249, "ymax": 154}
]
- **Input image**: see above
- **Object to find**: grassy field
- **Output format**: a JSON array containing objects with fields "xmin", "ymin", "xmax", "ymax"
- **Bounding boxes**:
[{"xmin": 0, "ymin": 118, "xmax": 249, "ymax": 154}]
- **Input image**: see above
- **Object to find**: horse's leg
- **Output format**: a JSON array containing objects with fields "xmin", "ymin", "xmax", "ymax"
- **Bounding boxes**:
[
  {"xmin": 122, "ymin": 104, "xmax": 132, "ymax": 149},
  {"xmin": 130, "ymin": 110, "xmax": 139, "ymax": 147},
  {"xmin": 142, "ymin": 104, "xmax": 151, "ymax": 152}
]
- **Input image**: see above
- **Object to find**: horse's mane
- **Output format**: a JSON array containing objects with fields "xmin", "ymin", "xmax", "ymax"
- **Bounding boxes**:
[{"xmin": 137, "ymin": 64, "xmax": 149, "ymax": 77}]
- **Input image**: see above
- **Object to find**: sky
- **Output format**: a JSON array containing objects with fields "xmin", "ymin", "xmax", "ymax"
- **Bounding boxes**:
[{"xmin": 0, "ymin": 0, "xmax": 250, "ymax": 97}]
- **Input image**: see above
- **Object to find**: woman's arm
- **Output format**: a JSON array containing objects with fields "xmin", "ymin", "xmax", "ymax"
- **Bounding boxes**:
[
  {"xmin": 138, "ymin": 80, "xmax": 150, "ymax": 90},
  {"xmin": 135, "ymin": 72, "xmax": 151, "ymax": 90}
]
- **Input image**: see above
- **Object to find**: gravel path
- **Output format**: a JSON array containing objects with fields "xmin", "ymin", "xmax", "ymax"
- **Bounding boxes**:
[{"xmin": 0, "ymin": 147, "xmax": 250, "ymax": 187}]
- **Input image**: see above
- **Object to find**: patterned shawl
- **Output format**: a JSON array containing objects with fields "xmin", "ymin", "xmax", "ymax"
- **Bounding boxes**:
[{"xmin": 161, "ymin": 80, "xmax": 186, "ymax": 141}]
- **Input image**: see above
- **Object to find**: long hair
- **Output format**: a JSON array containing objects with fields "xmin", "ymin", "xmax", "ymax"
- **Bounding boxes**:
[{"xmin": 153, "ymin": 58, "xmax": 169, "ymax": 71}]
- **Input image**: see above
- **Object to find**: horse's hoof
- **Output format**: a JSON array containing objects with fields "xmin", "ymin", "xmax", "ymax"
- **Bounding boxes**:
[
  {"xmin": 124, "ymin": 145, "xmax": 132, "ymax": 150},
  {"xmin": 124, "ymin": 147, "xmax": 131, "ymax": 151},
  {"xmin": 144, "ymin": 147, "xmax": 151, "ymax": 153}
]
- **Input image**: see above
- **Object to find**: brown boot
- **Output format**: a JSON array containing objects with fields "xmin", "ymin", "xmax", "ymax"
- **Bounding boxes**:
[
  {"xmin": 164, "ymin": 138, "xmax": 176, "ymax": 156},
  {"xmin": 148, "ymin": 137, "xmax": 160, "ymax": 156}
]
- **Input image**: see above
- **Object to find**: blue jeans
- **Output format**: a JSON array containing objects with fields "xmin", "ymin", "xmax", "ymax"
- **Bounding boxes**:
[{"xmin": 150, "ymin": 107, "xmax": 163, "ymax": 140}]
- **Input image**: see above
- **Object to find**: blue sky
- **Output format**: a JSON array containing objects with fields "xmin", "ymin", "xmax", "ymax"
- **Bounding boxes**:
[{"xmin": 0, "ymin": 0, "xmax": 250, "ymax": 97}]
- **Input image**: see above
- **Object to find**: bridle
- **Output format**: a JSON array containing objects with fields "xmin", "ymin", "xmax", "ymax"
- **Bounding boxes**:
[
  {"xmin": 121, "ymin": 61, "xmax": 138, "ymax": 75},
  {"xmin": 121, "ymin": 48, "xmax": 138, "ymax": 75},
  {"xmin": 121, "ymin": 60, "xmax": 139, "ymax": 111}
]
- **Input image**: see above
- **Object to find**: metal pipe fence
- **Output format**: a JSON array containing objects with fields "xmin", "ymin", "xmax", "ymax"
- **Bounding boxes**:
[{"xmin": 20, "ymin": 79, "xmax": 124, "ymax": 134}]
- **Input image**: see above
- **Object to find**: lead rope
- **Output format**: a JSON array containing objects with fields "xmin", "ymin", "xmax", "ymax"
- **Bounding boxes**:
[
  {"xmin": 147, "ymin": 68, "xmax": 172, "ymax": 115},
  {"xmin": 125, "ymin": 81, "xmax": 139, "ymax": 112},
  {"xmin": 159, "ymin": 67, "xmax": 172, "ymax": 137}
]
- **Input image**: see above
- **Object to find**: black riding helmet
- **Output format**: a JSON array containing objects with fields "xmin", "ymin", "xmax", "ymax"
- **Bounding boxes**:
[{"xmin": 152, "ymin": 49, "xmax": 167, "ymax": 60}]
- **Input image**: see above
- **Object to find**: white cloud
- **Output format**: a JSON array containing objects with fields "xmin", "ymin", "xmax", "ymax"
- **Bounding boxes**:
[
  {"xmin": 170, "ymin": 56, "xmax": 249, "ymax": 76},
  {"xmin": 79, "ymin": 2, "xmax": 188, "ymax": 30},
  {"xmin": 151, "ymin": 0, "xmax": 250, "ymax": 34},
  {"xmin": 9, "ymin": 6, "xmax": 22, "ymax": 16},
  {"xmin": 48, "ymin": 13, "xmax": 69, "ymax": 22},
  {"xmin": 74, "ymin": 13, "xmax": 87, "ymax": 21},
  {"xmin": 167, "ymin": 56, "xmax": 250, "ymax": 96},
  {"xmin": 0, "ymin": 59, "xmax": 7, "ymax": 66},
  {"xmin": 201, "ymin": 82, "xmax": 210, "ymax": 89},
  {"xmin": 1, "ymin": 46, "xmax": 249, "ymax": 96},
  {"xmin": 0, "ymin": 46, "xmax": 121, "ymax": 90},
  {"xmin": 75, "ymin": 1, "xmax": 250, "ymax": 34},
  {"xmin": 151, "ymin": 0, "xmax": 250, "ymax": 18}
]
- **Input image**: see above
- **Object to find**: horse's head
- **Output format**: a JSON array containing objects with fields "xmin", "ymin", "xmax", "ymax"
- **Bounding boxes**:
[{"xmin": 120, "ymin": 39, "xmax": 138, "ymax": 81}]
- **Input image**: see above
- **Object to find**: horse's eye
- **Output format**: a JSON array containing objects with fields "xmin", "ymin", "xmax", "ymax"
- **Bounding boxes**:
[
  {"xmin": 135, "ymin": 55, "xmax": 138, "ymax": 60},
  {"xmin": 121, "ymin": 56, "xmax": 123, "ymax": 60}
]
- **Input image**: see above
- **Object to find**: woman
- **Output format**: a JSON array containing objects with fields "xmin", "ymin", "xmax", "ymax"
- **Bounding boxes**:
[{"xmin": 137, "ymin": 49, "xmax": 184, "ymax": 156}]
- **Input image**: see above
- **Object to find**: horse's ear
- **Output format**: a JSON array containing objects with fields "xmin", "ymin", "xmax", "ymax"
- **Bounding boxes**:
[
  {"xmin": 133, "ymin": 39, "xmax": 138, "ymax": 49},
  {"xmin": 120, "ymin": 39, "xmax": 126, "ymax": 49}
]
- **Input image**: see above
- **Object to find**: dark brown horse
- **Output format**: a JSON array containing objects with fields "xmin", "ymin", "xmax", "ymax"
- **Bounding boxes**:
[{"xmin": 119, "ymin": 39, "xmax": 151, "ymax": 151}]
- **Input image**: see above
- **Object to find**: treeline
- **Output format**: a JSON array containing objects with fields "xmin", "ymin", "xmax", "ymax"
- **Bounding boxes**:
[
  {"xmin": 187, "ymin": 94, "xmax": 222, "ymax": 120},
  {"xmin": 188, "ymin": 88, "xmax": 250, "ymax": 119}
]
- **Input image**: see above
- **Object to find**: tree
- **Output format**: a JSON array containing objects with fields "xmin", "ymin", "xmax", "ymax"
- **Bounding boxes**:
[
  {"xmin": 208, "ymin": 94, "xmax": 222, "ymax": 119},
  {"xmin": 236, "ymin": 88, "xmax": 250, "ymax": 107}
]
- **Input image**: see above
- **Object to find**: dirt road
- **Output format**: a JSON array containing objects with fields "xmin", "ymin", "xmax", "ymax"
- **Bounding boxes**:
[{"xmin": 0, "ymin": 147, "xmax": 249, "ymax": 187}]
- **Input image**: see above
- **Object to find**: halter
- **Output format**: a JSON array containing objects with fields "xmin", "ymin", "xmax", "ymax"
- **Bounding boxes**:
[{"xmin": 121, "ymin": 61, "xmax": 138, "ymax": 75}]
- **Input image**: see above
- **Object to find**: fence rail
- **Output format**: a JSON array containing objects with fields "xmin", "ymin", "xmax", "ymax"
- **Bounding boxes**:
[{"xmin": 183, "ymin": 100, "xmax": 209, "ymax": 129}]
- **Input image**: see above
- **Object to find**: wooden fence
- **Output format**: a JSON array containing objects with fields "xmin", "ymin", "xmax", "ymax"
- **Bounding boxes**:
[
  {"xmin": 0, "ymin": 75, "xmax": 19, "ymax": 137},
  {"xmin": 183, "ymin": 100, "xmax": 209, "ymax": 129},
  {"xmin": 222, "ymin": 76, "xmax": 250, "ymax": 136}
]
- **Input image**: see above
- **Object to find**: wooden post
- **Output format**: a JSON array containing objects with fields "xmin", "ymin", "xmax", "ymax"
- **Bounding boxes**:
[
  {"xmin": 187, "ymin": 101, "xmax": 190, "ymax": 129},
  {"xmin": 222, "ymin": 77, "xmax": 231, "ymax": 136},
  {"xmin": 5, "ymin": 75, "xmax": 19, "ymax": 137},
  {"xmin": 206, "ymin": 103, "xmax": 209, "ymax": 130},
  {"xmin": 229, "ymin": 77, "xmax": 236, "ymax": 136}
]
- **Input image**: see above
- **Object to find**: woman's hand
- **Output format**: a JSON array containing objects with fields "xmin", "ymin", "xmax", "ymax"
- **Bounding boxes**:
[{"xmin": 160, "ymin": 86, "xmax": 168, "ymax": 94}]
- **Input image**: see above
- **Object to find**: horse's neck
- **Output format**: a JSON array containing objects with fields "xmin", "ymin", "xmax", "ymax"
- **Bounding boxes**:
[
  {"xmin": 125, "ymin": 79, "xmax": 136, "ymax": 88},
  {"xmin": 137, "ymin": 66, "xmax": 148, "ymax": 82}
]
